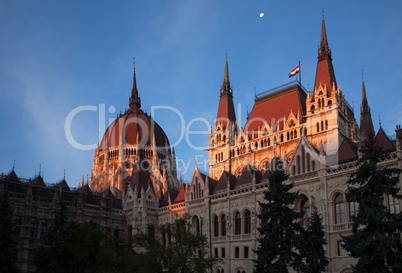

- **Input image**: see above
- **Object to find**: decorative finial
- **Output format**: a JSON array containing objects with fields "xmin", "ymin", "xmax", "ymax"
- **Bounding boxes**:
[
  {"xmin": 225, "ymin": 50, "xmax": 227, "ymax": 61},
  {"xmin": 39, "ymin": 164, "xmax": 41, "ymax": 176},
  {"xmin": 133, "ymin": 57, "xmax": 135, "ymax": 71},
  {"xmin": 254, "ymin": 87, "xmax": 256, "ymax": 96},
  {"xmin": 322, "ymin": 7, "xmax": 324, "ymax": 19},
  {"xmin": 361, "ymin": 69, "xmax": 364, "ymax": 81},
  {"xmin": 379, "ymin": 115, "xmax": 381, "ymax": 127},
  {"xmin": 64, "ymin": 169, "xmax": 66, "ymax": 179},
  {"xmin": 13, "ymin": 159, "xmax": 15, "ymax": 171}
]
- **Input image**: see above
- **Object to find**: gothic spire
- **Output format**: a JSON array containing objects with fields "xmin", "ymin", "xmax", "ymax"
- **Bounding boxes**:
[
  {"xmin": 216, "ymin": 54, "xmax": 236, "ymax": 130},
  {"xmin": 314, "ymin": 11, "xmax": 337, "ymax": 94},
  {"xmin": 360, "ymin": 72, "xmax": 374, "ymax": 139},
  {"xmin": 129, "ymin": 58, "xmax": 141, "ymax": 111}
]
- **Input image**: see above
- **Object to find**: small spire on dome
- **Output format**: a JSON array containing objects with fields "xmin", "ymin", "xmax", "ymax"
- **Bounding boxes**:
[{"xmin": 129, "ymin": 57, "xmax": 141, "ymax": 111}]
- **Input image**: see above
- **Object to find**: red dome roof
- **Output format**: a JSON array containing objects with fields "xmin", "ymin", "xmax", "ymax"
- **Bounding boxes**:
[{"xmin": 100, "ymin": 109, "xmax": 170, "ymax": 151}]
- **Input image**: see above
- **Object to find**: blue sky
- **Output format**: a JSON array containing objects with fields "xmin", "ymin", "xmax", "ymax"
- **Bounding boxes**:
[{"xmin": 1, "ymin": 1, "xmax": 401, "ymax": 187}]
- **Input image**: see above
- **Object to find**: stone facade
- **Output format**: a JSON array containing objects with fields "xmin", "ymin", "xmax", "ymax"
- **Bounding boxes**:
[{"xmin": 2, "ymin": 14, "xmax": 402, "ymax": 273}]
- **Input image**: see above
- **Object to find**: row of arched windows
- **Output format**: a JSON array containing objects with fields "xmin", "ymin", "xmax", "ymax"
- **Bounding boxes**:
[
  {"xmin": 230, "ymin": 145, "xmax": 247, "ymax": 157},
  {"xmin": 292, "ymin": 145, "xmax": 316, "ymax": 175},
  {"xmin": 108, "ymin": 149, "xmax": 119, "ymax": 158},
  {"xmin": 287, "ymin": 130, "xmax": 298, "ymax": 141},
  {"xmin": 215, "ymin": 152, "xmax": 224, "ymax": 162},
  {"xmin": 191, "ymin": 178, "xmax": 203, "ymax": 200},
  {"xmin": 212, "ymin": 210, "xmax": 251, "ymax": 237},
  {"xmin": 300, "ymin": 193, "xmax": 400, "ymax": 226},
  {"xmin": 317, "ymin": 120, "xmax": 329, "ymax": 132},
  {"xmin": 125, "ymin": 148, "xmax": 137, "ymax": 156}
]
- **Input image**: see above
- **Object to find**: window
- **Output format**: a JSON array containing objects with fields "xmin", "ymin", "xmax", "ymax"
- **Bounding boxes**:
[
  {"xmin": 234, "ymin": 212, "xmax": 241, "ymax": 235},
  {"xmin": 215, "ymin": 248, "xmax": 218, "ymax": 258},
  {"xmin": 235, "ymin": 247, "xmax": 240, "ymax": 258},
  {"xmin": 335, "ymin": 194, "xmax": 345, "ymax": 224},
  {"xmin": 244, "ymin": 210, "xmax": 251, "ymax": 234},
  {"xmin": 321, "ymin": 121, "xmax": 324, "ymax": 131},
  {"xmin": 300, "ymin": 198, "xmax": 311, "ymax": 227},
  {"xmin": 349, "ymin": 201, "xmax": 359, "ymax": 219},
  {"xmin": 221, "ymin": 214, "xmax": 226, "ymax": 236},
  {"xmin": 306, "ymin": 153, "xmax": 311, "ymax": 172},
  {"xmin": 337, "ymin": 241, "xmax": 347, "ymax": 256},
  {"xmin": 40, "ymin": 219, "xmax": 47, "ymax": 238},
  {"xmin": 316, "ymin": 122, "xmax": 320, "ymax": 132},
  {"xmin": 312, "ymin": 160, "xmax": 316, "ymax": 171},
  {"xmin": 193, "ymin": 216, "xmax": 201, "ymax": 235},
  {"xmin": 389, "ymin": 194, "xmax": 400, "ymax": 214},
  {"xmin": 13, "ymin": 215, "xmax": 21, "ymax": 236},
  {"xmin": 221, "ymin": 247, "xmax": 225, "ymax": 258},
  {"xmin": 244, "ymin": 246, "xmax": 249, "ymax": 258},
  {"xmin": 213, "ymin": 215, "xmax": 219, "ymax": 237},
  {"xmin": 114, "ymin": 228, "xmax": 119, "ymax": 237},
  {"xmin": 325, "ymin": 120, "xmax": 328, "ymax": 130},
  {"xmin": 297, "ymin": 155, "xmax": 301, "ymax": 174},
  {"xmin": 30, "ymin": 217, "xmax": 37, "ymax": 238}
]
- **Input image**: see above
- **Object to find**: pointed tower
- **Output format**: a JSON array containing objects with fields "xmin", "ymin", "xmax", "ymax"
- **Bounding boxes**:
[
  {"xmin": 129, "ymin": 60, "xmax": 141, "ymax": 111},
  {"xmin": 360, "ymin": 74, "xmax": 374, "ymax": 139},
  {"xmin": 215, "ymin": 54, "xmax": 236, "ymax": 130},
  {"xmin": 314, "ymin": 11, "xmax": 337, "ymax": 95}
]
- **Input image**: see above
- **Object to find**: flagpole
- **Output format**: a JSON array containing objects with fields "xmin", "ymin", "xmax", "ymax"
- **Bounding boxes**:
[{"xmin": 299, "ymin": 60, "xmax": 301, "ymax": 85}]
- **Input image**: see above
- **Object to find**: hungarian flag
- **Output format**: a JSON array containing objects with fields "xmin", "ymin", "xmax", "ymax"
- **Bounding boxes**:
[{"xmin": 289, "ymin": 65, "xmax": 300, "ymax": 78}]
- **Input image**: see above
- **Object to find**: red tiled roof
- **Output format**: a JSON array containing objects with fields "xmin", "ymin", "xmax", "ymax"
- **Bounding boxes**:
[
  {"xmin": 375, "ymin": 128, "xmax": 395, "ymax": 153},
  {"xmin": 130, "ymin": 169, "xmax": 153, "ymax": 197},
  {"xmin": 216, "ymin": 94, "xmax": 236, "ymax": 129},
  {"xmin": 212, "ymin": 171, "xmax": 237, "ymax": 194},
  {"xmin": 173, "ymin": 184, "xmax": 185, "ymax": 203},
  {"xmin": 330, "ymin": 139, "xmax": 358, "ymax": 165},
  {"xmin": 235, "ymin": 165, "xmax": 262, "ymax": 189},
  {"xmin": 100, "ymin": 110, "xmax": 170, "ymax": 151},
  {"xmin": 245, "ymin": 84, "xmax": 306, "ymax": 132},
  {"xmin": 314, "ymin": 57, "xmax": 337, "ymax": 95}
]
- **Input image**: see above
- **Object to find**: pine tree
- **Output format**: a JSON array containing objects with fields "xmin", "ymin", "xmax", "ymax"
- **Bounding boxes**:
[
  {"xmin": 342, "ymin": 133, "xmax": 402, "ymax": 272},
  {"xmin": 299, "ymin": 208, "xmax": 328, "ymax": 273},
  {"xmin": 0, "ymin": 191, "xmax": 18, "ymax": 273},
  {"xmin": 254, "ymin": 167, "xmax": 304, "ymax": 273},
  {"xmin": 45, "ymin": 200, "xmax": 68, "ymax": 244}
]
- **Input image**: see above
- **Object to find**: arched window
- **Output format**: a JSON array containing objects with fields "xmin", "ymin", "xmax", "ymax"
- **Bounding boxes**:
[
  {"xmin": 268, "ymin": 138, "xmax": 271, "ymax": 146},
  {"xmin": 193, "ymin": 216, "xmax": 201, "ymax": 235},
  {"xmin": 234, "ymin": 212, "xmax": 241, "ymax": 235},
  {"xmin": 328, "ymin": 100, "xmax": 332, "ymax": 109},
  {"xmin": 318, "ymin": 99, "xmax": 321, "ymax": 108},
  {"xmin": 312, "ymin": 160, "xmax": 316, "ymax": 171},
  {"xmin": 213, "ymin": 215, "xmax": 219, "ymax": 237},
  {"xmin": 321, "ymin": 121, "xmax": 324, "ymax": 131},
  {"xmin": 306, "ymin": 153, "xmax": 311, "ymax": 172},
  {"xmin": 325, "ymin": 120, "xmax": 328, "ymax": 130},
  {"xmin": 389, "ymin": 194, "xmax": 400, "ymax": 214},
  {"xmin": 294, "ymin": 129, "xmax": 297, "ymax": 138},
  {"xmin": 316, "ymin": 122, "xmax": 320, "ymax": 132},
  {"xmin": 292, "ymin": 165, "xmax": 296, "ymax": 175},
  {"xmin": 311, "ymin": 105, "xmax": 315, "ymax": 114},
  {"xmin": 349, "ymin": 201, "xmax": 359, "ymax": 219},
  {"xmin": 244, "ymin": 210, "xmax": 251, "ymax": 234},
  {"xmin": 221, "ymin": 214, "xmax": 226, "ymax": 236},
  {"xmin": 281, "ymin": 134, "xmax": 284, "ymax": 142},
  {"xmin": 291, "ymin": 131, "xmax": 294, "ymax": 139},
  {"xmin": 148, "ymin": 225, "xmax": 155, "ymax": 239},
  {"xmin": 321, "ymin": 98, "xmax": 324, "ymax": 108},
  {"xmin": 300, "ymin": 198, "xmax": 311, "ymax": 227},
  {"xmin": 335, "ymin": 194, "xmax": 345, "ymax": 224},
  {"xmin": 297, "ymin": 155, "xmax": 301, "ymax": 174}
]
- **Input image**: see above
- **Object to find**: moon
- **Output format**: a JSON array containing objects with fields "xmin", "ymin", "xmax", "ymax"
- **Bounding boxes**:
[{"xmin": 259, "ymin": 13, "xmax": 264, "ymax": 18}]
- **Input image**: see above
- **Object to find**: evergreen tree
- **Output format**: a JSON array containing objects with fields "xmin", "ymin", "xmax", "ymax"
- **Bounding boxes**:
[
  {"xmin": 0, "ymin": 191, "xmax": 18, "ymax": 273},
  {"xmin": 254, "ymin": 167, "xmax": 303, "ymax": 273},
  {"xmin": 299, "ymin": 207, "xmax": 328, "ymax": 273},
  {"xmin": 342, "ymin": 133, "xmax": 402, "ymax": 272},
  {"xmin": 134, "ymin": 216, "xmax": 220, "ymax": 273},
  {"xmin": 45, "ymin": 199, "xmax": 68, "ymax": 244}
]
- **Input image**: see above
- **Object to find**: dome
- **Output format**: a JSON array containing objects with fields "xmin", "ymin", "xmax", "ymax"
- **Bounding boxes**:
[{"xmin": 99, "ymin": 109, "xmax": 170, "ymax": 152}]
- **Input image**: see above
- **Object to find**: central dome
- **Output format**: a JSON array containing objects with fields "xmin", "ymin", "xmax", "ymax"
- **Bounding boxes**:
[{"xmin": 99, "ymin": 109, "xmax": 170, "ymax": 152}]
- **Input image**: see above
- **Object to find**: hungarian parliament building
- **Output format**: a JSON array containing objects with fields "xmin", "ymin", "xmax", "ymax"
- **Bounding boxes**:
[{"xmin": 1, "ymin": 15, "xmax": 401, "ymax": 273}]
